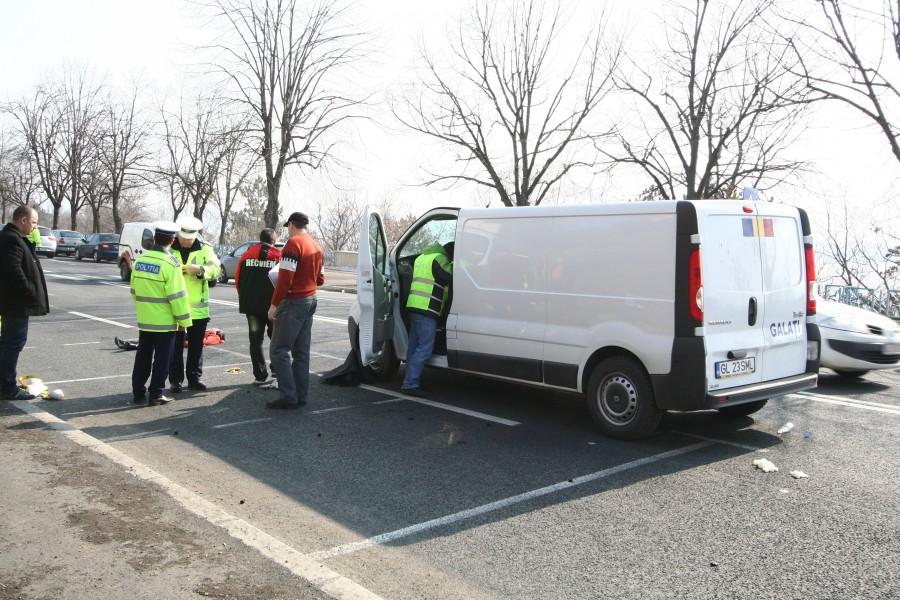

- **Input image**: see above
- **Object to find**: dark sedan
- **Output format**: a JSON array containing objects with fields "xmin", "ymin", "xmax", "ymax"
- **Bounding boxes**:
[{"xmin": 75, "ymin": 233, "xmax": 120, "ymax": 262}]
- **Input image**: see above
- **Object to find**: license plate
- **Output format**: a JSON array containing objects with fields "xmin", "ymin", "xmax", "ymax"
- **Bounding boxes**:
[
  {"xmin": 883, "ymin": 344, "xmax": 900, "ymax": 355},
  {"xmin": 715, "ymin": 357, "xmax": 756, "ymax": 378}
]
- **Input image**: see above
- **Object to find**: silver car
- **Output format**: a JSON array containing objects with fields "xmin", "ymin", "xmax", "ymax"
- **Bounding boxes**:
[
  {"xmin": 35, "ymin": 226, "xmax": 57, "ymax": 258},
  {"xmin": 818, "ymin": 299, "xmax": 900, "ymax": 378},
  {"xmin": 51, "ymin": 229, "xmax": 85, "ymax": 256}
]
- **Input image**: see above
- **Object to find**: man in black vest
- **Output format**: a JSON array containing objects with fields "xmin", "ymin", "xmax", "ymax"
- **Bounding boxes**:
[
  {"xmin": 235, "ymin": 228, "xmax": 282, "ymax": 385},
  {"xmin": 0, "ymin": 205, "xmax": 49, "ymax": 400}
]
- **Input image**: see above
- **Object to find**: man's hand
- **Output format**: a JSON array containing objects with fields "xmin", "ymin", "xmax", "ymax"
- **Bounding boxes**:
[
  {"xmin": 267, "ymin": 304, "xmax": 277, "ymax": 321},
  {"xmin": 182, "ymin": 264, "xmax": 202, "ymax": 276}
]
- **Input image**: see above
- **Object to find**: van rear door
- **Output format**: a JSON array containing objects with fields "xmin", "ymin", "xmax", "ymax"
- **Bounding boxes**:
[
  {"xmin": 697, "ymin": 202, "xmax": 808, "ymax": 391},
  {"xmin": 357, "ymin": 206, "xmax": 394, "ymax": 366}
]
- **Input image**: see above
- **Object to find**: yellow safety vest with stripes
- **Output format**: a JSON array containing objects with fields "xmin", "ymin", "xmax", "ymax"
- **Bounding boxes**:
[
  {"xmin": 130, "ymin": 248, "xmax": 193, "ymax": 332},
  {"xmin": 171, "ymin": 241, "xmax": 221, "ymax": 320}
]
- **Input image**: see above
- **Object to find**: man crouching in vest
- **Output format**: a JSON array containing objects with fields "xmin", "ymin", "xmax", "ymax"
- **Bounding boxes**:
[
  {"xmin": 130, "ymin": 222, "xmax": 192, "ymax": 406},
  {"xmin": 401, "ymin": 241, "xmax": 454, "ymax": 397},
  {"xmin": 168, "ymin": 215, "xmax": 221, "ymax": 393}
]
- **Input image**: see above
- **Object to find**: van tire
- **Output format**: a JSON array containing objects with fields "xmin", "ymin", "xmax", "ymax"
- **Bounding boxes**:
[
  {"xmin": 355, "ymin": 329, "xmax": 400, "ymax": 382},
  {"xmin": 119, "ymin": 261, "xmax": 131, "ymax": 282},
  {"xmin": 587, "ymin": 356, "xmax": 662, "ymax": 440},
  {"xmin": 717, "ymin": 399, "xmax": 768, "ymax": 417}
]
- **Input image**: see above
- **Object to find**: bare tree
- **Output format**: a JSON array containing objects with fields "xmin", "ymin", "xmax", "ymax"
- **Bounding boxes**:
[
  {"xmin": 376, "ymin": 194, "xmax": 417, "ymax": 247},
  {"xmin": 96, "ymin": 84, "xmax": 151, "ymax": 234},
  {"xmin": 60, "ymin": 68, "xmax": 103, "ymax": 230},
  {"xmin": 394, "ymin": 1, "xmax": 618, "ymax": 207},
  {"xmin": 227, "ymin": 174, "xmax": 268, "ymax": 243},
  {"xmin": 202, "ymin": 0, "xmax": 370, "ymax": 228},
  {"xmin": 311, "ymin": 193, "xmax": 360, "ymax": 252},
  {"xmin": 781, "ymin": 0, "xmax": 900, "ymax": 163},
  {"xmin": 211, "ymin": 113, "xmax": 258, "ymax": 243},
  {"xmin": 604, "ymin": 0, "xmax": 812, "ymax": 200},
  {"xmin": 157, "ymin": 94, "xmax": 228, "ymax": 222},
  {"xmin": 818, "ymin": 196, "xmax": 867, "ymax": 287},
  {"xmin": 0, "ymin": 132, "xmax": 41, "ymax": 220}
]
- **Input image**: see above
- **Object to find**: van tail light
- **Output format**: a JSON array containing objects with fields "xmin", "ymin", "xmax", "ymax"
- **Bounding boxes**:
[
  {"xmin": 688, "ymin": 249, "xmax": 703, "ymax": 322},
  {"xmin": 805, "ymin": 246, "xmax": 816, "ymax": 314}
]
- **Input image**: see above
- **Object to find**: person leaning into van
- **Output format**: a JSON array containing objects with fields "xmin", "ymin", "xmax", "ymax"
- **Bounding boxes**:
[
  {"xmin": 235, "ymin": 228, "xmax": 282, "ymax": 385},
  {"xmin": 401, "ymin": 241, "xmax": 454, "ymax": 397},
  {"xmin": 266, "ymin": 212, "xmax": 324, "ymax": 409},
  {"xmin": 168, "ymin": 215, "xmax": 221, "ymax": 393},
  {"xmin": 130, "ymin": 222, "xmax": 192, "ymax": 406}
]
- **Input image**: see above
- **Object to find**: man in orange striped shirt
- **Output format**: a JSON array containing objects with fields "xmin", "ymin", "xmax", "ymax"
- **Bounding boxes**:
[{"xmin": 266, "ymin": 212, "xmax": 324, "ymax": 409}]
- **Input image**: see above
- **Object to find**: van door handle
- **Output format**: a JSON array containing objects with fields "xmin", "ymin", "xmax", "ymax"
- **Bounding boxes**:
[{"xmin": 748, "ymin": 297, "xmax": 757, "ymax": 326}]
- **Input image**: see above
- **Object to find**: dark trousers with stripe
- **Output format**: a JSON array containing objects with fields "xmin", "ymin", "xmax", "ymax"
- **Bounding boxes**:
[
  {"xmin": 132, "ymin": 330, "xmax": 177, "ymax": 400},
  {"xmin": 170, "ymin": 317, "xmax": 209, "ymax": 385}
]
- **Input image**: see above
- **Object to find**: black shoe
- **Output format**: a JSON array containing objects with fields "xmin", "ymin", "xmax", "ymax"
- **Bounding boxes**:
[
  {"xmin": 133, "ymin": 394, "xmax": 147, "ymax": 404},
  {"xmin": 3, "ymin": 389, "xmax": 36, "ymax": 400},
  {"xmin": 170, "ymin": 382, "xmax": 183, "ymax": 393},
  {"xmin": 188, "ymin": 380, "xmax": 207, "ymax": 391},
  {"xmin": 401, "ymin": 387, "xmax": 428, "ymax": 398},
  {"xmin": 148, "ymin": 395, "xmax": 173, "ymax": 406},
  {"xmin": 266, "ymin": 400, "xmax": 301, "ymax": 410}
]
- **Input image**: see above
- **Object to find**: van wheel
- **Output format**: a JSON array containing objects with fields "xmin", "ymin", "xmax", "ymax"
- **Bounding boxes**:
[
  {"xmin": 357, "ymin": 332, "xmax": 400, "ymax": 382},
  {"xmin": 119, "ymin": 261, "xmax": 131, "ymax": 282},
  {"xmin": 587, "ymin": 357, "xmax": 662, "ymax": 440},
  {"xmin": 717, "ymin": 399, "xmax": 768, "ymax": 417}
]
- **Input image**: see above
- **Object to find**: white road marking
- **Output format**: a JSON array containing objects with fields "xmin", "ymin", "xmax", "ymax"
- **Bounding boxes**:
[
  {"xmin": 43, "ymin": 362, "xmax": 254, "ymax": 385},
  {"xmin": 788, "ymin": 391, "xmax": 900, "ymax": 416},
  {"xmin": 212, "ymin": 418, "xmax": 274, "ymax": 429},
  {"xmin": 63, "ymin": 341, "xmax": 101, "ymax": 346},
  {"xmin": 358, "ymin": 383, "xmax": 521, "ymax": 426},
  {"xmin": 309, "ymin": 442, "xmax": 713, "ymax": 560},
  {"xmin": 309, "ymin": 406, "xmax": 355, "ymax": 415},
  {"xmin": 11, "ymin": 401, "xmax": 383, "ymax": 600},
  {"xmin": 672, "ymin": 431, "xmax": 770, "ymax": 452},
  {"xmin": 44, "ymin": 273, "xmax": 84, "ymax": 280},
  {"xmin": 68, "ymin": 311, "xmax": 133, "ymax": 329}
]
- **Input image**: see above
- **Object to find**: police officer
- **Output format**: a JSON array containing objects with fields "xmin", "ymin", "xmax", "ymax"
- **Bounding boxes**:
[
  {"xmin": 130, "ymin": 222, "xmax": 192, "ymax": 406},
  {"xmin": 169, "ymin": 215, "xmax": 221, "ymax": 392},
  {"xmin": 401, "ymin": 241, "xmax": 453, "ymax": 397}
]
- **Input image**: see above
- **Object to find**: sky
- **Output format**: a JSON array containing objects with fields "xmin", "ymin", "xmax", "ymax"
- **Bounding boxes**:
[{"xmin": 1, "ymin": 0, "xmax": 897, "ymax": 246}]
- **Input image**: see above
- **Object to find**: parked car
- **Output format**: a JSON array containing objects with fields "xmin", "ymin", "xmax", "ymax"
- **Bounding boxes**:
[
  {"xmin": 52, "ymin": 229, "xmax": 85, "ymax": 256},
  {"xmin": 75, "ymin": 233, "xmax": 120, "ymax": 262},
  {"xmin": 818, "ymin": 299, "xmax": 900, "ymax": 378},
  {"xmin": 35, "ymin": 226, "xmax": 57, "ymax": 258},
  {"xmin": 218, "ymin": 241, "xmax": 284, "ymax": 283}
]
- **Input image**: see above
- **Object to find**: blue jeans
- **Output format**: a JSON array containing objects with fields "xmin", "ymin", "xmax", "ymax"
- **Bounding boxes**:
[
  {"xmin": 0, "ymin": 315, "xmax": 29, "ymax": 396},
  {"xmin": 132, "ymin": 330, "xmax": 177, "ymax": 400},
  {"xmin": 269, "ymin": 297, "xmax": 317, "ymax": 405},
  {"xmin": 246, "ymin": 313, "xmax": 274, "ymax": 381},
  {"xmin": 403, "ymin": 312, "xmax": 437, "ymax": 389},
  {"xmin": 170, "ymin": 317, "xmax": 209, "ymax": 385}
]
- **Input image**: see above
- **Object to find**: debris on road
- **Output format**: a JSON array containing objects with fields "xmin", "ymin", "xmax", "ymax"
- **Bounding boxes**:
[
  {"xmin": 777, "ymin": 422, "xmax": 794, "ymax": 434},
  {"xmin": 790, "ymin": 470, "xmax": 809, "ymax": 479},
  {"xmin": 753, "ymin": 458, "xmax": 779, "ymax": 473}
]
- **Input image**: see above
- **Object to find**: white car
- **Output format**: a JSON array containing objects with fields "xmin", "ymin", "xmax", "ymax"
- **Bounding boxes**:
[
  {"xmin": 35, "ymin": 225, "xmax": 57, "ymax": 258},
  {"xmin": 817, "ymin": 299, "xmax": 900, "ymax": 377}
]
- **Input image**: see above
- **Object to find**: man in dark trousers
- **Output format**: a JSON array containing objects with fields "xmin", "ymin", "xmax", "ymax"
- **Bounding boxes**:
[
  {"xmin": 235, "ymin": 228, "xmax": 282, "ymax": 385},
  {"xmin": 0, "ymin": 205, "xmax": 49, "ymax": 400},
  {"xmin": 130, "ymin": 222, "xmax": 193, "ymax": 406}
]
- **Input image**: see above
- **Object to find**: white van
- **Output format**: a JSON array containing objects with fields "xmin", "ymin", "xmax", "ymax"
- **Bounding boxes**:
[
  {"xmin": 349, "ymin": 199, "xmax": 820, "ymax": 440},
  {"xmin": 118, "ymin": 221, "xmax": 218, "ymax": 286}
]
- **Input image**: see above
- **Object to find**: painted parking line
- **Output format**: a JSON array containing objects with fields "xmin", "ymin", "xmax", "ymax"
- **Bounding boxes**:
[
  {"xmin": 68, "ymin": 311, "xmax": 133, "ymax": 329},
  {"xmin": 309, "ymin": 441, "xmax": 712, "ymax": 561},
  {"xmin": 63, "ymin": 341, "xmax": 101, "ymax": 346},
  {"xmin": 11, "ymin": 401, "xmax": 383, "ymax": 600},
  {"xmin": 359, "ymin": 383, "xmax": 521, "ymax": 426},
  {"xmin": 212, "ymin": 418, "xmax": 274, "ymax": 429},
  {"xmin": 672, "ymin": 431, "xmax": 770, "ymax": 452},
  {"xmin": 43, "ymin": 361, "xmax": 254, "ymax": 385},
  {"xmin": 788, "ymin": 391, "xmax": 900, "ymax": 416}
]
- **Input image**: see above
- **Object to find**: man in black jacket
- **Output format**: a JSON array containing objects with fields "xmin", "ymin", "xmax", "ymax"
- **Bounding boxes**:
[
  {"xmin": 235, "ymin": 228, "xmax": 282, "ymax": 385},
  {"xmin": 0, "ymin": 205, "xmax": 49, "ymax": 400}
]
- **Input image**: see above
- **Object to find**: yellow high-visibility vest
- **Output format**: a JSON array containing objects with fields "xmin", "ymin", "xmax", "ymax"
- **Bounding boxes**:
[
  {"xmin": 130, "ymin": 248, "xmax": 193, "ymax": 332},
  {"xmin": 171, "ymin": 241, "xmax": 221, "ymax": 320}
]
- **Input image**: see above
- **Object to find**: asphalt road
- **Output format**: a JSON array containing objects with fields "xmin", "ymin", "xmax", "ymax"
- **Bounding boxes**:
[{"xmin": 3, "ymin": 255, "xmax": 900, "ymax": 599}]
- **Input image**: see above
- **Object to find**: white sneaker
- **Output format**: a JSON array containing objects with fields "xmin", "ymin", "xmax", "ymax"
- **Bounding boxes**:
[{"xmin": 260, "ymin": 380, "xmax": 278, "ymax": 390}]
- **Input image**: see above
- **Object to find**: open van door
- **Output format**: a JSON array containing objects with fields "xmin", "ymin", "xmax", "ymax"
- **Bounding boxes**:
[{"xmin": 357, "ymin": 206, "xmax": 394, "ymax": 366}]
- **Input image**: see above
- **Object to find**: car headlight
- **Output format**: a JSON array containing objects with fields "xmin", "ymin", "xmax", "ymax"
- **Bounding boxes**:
[{"xmin": 818, "ymin": 315, "xmax": 871, "ymax": 335}]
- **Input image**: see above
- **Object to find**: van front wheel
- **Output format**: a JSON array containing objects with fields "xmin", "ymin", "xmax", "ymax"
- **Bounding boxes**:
[
  {"xmin": 587, "ymin": 357, "xmax": 662, "ymax": 440},
  {"xmin": 355, "ymin": 331, "xmax": 400, "ymax": 382}
]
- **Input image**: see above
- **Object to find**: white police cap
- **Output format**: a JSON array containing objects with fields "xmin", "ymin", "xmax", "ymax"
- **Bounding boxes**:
[
  {"xmin": 176, "ymin": 216, "xmax": 204, "ymax": 240},
  {"xmin": 153, "ymin": 221, "xmax": 180, "ymax": 237}
]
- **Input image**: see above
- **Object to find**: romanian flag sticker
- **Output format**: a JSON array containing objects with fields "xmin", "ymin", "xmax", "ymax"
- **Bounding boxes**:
[{"xmin": 742, "ymin": 217, "xmax": 774, "ymax": 238}]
